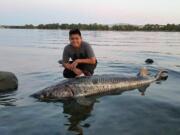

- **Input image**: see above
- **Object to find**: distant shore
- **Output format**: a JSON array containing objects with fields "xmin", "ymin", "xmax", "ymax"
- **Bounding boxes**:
[{"xmin": 1, "ymin": 23, "xmax": 180, "ymax": 32}]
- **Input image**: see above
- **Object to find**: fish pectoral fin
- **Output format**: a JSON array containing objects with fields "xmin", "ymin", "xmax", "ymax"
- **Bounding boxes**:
[
  {"xmin": 76, "ymin": 97, "xmax": 96, "ymax": 106},
  {"xmin": 138, "ymin": 85, "xmax": 150, "ymax": 96}
]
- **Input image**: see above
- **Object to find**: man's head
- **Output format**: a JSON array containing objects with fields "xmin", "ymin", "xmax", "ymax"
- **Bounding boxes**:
[{"xmin": 69, "ymin": 29, "xmax": 82, "ymax": 48}]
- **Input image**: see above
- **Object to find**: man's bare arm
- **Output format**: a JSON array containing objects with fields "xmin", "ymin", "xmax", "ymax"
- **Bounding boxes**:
[
  {"xmin": 63, "ymin": 62, "xmax": 83, "ymax": 76},
  {"xmin": 75, "ymin": 57, "xmax": 96, "ymax": 65},
  {"xmin": 63, "ymin": 63, "xmax": 73, "ymax": 70}
]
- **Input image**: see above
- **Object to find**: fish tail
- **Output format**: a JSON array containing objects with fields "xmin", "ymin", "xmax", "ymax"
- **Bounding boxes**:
[{"xmin": 155, "ymin": 69, "xmax": 168, "ymax": 81}]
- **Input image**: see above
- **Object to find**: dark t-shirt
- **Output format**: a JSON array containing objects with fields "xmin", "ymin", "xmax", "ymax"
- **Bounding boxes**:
[{"xmin": 62, "ymin": 41, "xmax": 95, "ymax": 63}]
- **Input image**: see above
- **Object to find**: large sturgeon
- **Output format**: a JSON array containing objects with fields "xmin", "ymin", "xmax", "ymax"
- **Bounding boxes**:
[{"xmin": 32, "ymin": 68, "xmax": 167, "ymax": 101}]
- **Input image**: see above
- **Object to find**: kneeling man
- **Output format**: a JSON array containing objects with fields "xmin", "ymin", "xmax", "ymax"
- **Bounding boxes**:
[{"xmin": 62, "ymin": 29, "xmax": 97, "ymax": 78}]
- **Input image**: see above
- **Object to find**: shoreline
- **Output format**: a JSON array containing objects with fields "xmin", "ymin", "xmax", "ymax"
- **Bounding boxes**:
[
  {"xmin": 1, "ymin": 27, "xmax": 180, "ymax": 32},
  {"xmin": 1, "ymin": 23, "xmax": 180, "ymax": 32}
]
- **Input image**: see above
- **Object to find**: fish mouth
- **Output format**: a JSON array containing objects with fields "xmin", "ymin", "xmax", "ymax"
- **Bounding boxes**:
[{"xmin": 30, "ymin": 92, "xmax": 42, "ymax": 99}]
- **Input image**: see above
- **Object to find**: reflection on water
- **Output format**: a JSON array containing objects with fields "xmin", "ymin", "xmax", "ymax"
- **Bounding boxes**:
[
  {"xmin": 0, "ymin": 91, "xmax": 17, "ymax": 107},
  {"xmin": 60, "ymin": 75, "xmax": 170, "ymax": 135},
  {"xmin": 0, "ymin": 29, "xmax": 180, "ymax": 135},
  {"xmin": 61, "ymin": 82, "xmax": 154, "ymax": 135},
  {"xmin": 63, "ymin": 99, "xmax": 94, "ymax": 135}
]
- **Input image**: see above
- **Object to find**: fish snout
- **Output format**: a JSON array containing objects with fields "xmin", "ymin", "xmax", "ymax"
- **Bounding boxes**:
[
  {"xmin": 39, "ymin": 88, "xmax": 74, "ymax": 100},
  {"xmin": 31, "ymin": 90, "xmax": 52, "ymax": 100}
]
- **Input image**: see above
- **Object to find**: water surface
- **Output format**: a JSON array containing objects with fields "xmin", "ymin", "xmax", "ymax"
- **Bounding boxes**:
[{"xmin": 0, "ymin": 29, "xmax": 180, "ymax": 135}]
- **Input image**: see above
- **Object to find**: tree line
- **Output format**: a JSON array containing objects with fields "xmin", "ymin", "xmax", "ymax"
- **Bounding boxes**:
[{"xmin": 2, "ymin": 23, "xmax": 180, "ymax": 31}]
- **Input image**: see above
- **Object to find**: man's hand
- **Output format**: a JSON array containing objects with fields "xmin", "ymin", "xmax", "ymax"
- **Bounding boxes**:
[
  {"xmin": 72, "ymin": 67, "xmax": 83, "ymax": 76},
  {"xmin": 63, "ymin": 63, "xmax": 74, "ymax": 70},
  {"xmin": 71, "ymin": 60, "xmax": 78, "ymax": 69},
  {"xmin": 63, "ymin": 60, "xmax": 79, "ymax": 70}
]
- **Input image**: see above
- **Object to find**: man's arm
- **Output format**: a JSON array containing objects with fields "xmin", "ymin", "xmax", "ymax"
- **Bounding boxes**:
[
  {"xmin": 71, "ymin": 43, "xmax": 96, "ymax": 68},
  {"xmin": 75, "ymin": 57, "xmax": 96, "ymax": 65},
  {"xmin": 63, "ymin": 63, "xmax": 73, "ymax": 70},
  {"xmin": 63, "ymin": 57, "xmax": 96, "ymax": 70},
  {"xmin": 76, "ymin": 43, "xmax": 96, "ymax": 64},
  {"xmin": 62, "ymin": 46, "xmax": 73, "ymax": 70}
]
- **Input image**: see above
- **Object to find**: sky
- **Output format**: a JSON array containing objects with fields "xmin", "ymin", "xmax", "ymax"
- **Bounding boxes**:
[{"xmin": 0, "ymin": 0, "xmax": 180, "ymax": 25}]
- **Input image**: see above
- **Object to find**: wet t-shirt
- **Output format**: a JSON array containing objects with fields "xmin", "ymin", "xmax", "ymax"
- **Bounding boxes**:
[{"xmin": 62, "ymin": 41, "xmax": 95, "ymax": 63}]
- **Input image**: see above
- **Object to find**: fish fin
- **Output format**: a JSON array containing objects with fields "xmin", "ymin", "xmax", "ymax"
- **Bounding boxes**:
[
  {"xmin": 76, "ymin": 97, "xmax": 96, "ymax": 106},
  {"xmin": 138, "ymin": 85, "xmax": 149, "ymax": 96},
  {"xmin": 155, "ymin": 70, "xmax": 168, "ymax": 81}
]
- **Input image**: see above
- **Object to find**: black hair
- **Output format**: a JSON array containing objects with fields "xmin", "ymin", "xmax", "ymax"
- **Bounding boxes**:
[{"xmin": 69, "ymin": 29, "xmax": 81, "ymax": 37}]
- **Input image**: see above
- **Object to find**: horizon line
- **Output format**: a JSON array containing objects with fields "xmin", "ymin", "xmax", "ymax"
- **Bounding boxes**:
[{"xmin": 1, "ymin": 22, "xmax": 180, "ymax": 26}]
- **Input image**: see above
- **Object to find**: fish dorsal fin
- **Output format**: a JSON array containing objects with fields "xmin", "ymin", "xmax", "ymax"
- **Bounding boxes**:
[{"xmin": 137, "ymin": 67, "xmax": 149, "ymax": 77}]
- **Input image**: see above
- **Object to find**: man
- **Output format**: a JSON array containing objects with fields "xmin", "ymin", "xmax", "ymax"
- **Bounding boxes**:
[{"xmin": 61, "ymin": 29, "xmax": 97, "ymax": 78}]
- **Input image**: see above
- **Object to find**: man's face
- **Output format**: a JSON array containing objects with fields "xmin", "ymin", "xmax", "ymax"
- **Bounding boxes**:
[{"xmin": 69, "ymin": 34, "xmax": 82, "ymax": 48}]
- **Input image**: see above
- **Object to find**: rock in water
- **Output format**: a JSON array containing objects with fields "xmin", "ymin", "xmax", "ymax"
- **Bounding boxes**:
[
  {"xmin": 0, "ymin": 71, "xmax": 18, "ymax": 92},
  {"xmin": 145, "ymin": 59, "xmax": 154, "ymax": 64}
]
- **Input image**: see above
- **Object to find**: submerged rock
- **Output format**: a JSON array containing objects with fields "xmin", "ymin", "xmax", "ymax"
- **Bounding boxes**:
[
  {"xmin": 0, "ymin": 71, "xmax": 18, "ymax": 92},
  {"xmin": 145, "ymin": 59, "xmax": 154, "ymax": 64}
]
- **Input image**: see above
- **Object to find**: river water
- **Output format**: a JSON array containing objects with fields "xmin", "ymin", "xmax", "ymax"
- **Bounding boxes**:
[{"xmin": 0, "ymin": 29, "xmax": 180, "ymax": 135}]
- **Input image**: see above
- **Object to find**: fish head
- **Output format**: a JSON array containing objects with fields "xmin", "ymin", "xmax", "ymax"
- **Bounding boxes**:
[{"xmin": 32, "ymin": 85, "xmax": 74, "ymax": 101}]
